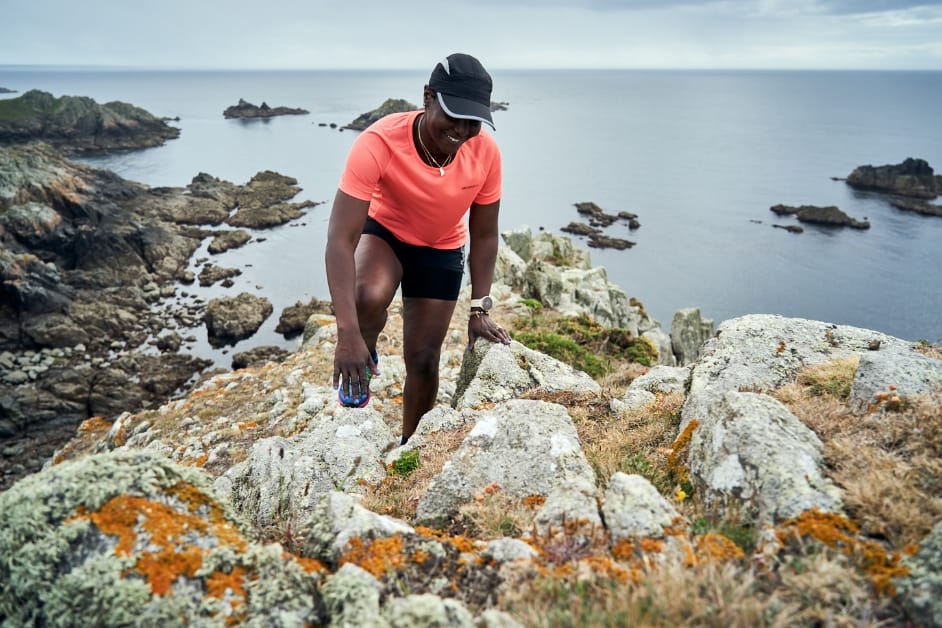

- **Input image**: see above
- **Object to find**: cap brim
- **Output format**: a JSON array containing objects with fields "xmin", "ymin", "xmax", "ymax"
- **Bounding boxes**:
[{"xmin": 437, "ymin": 92, "xmax": 495, "ymax": 131}]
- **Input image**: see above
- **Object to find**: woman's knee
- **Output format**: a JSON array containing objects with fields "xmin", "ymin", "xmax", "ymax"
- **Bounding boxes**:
[
  {"xmin": 403, "ymin": 347, "xmax": 442, "ymax": 378},
  {"xmin": 356, "ymin": 283, "xmax": 392, "ymax": 321}
]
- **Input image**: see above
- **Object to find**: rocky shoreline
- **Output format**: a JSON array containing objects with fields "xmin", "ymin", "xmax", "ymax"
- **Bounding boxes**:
[{"xmin": 0, "ymin": 144, "xmax": 320, "ymax": 489}]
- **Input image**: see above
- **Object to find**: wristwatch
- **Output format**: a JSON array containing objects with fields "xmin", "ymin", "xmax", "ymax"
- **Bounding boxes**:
[{"xmin": 470, "ymin": 295, "xmax": 493, "ymax": 313}]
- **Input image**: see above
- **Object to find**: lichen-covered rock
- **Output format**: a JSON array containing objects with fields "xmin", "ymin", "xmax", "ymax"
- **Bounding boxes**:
[
  {"xmin": 383, "ymin": 593, "xmax": 475, "ymax": 628},
  {"xmin": 682, "ymin": 314, "xmax": 911, "ymax": 430},
  {"xmin": 687, "ymin": 391, "xmax": 842, "ymax": 523},
  {"xmin": 320, "ymin": 563, "xmax": 389, "ymax": 628},
  {"xmin": 627, "ymin": 365, "xmax": 691, "ymax": 396},
  {"xmin": 671, "ymin": 307, "xmax": 714, "ymax": 366},
  {"xmin": 895, "ymin": 520, "xmax": 942, "ymax": 627},
  {"xmin": 849, "ymin": 347, "xmax": 942, "ymax": 412},
  {"xmin": 217, "ymin": 408, "xmax": 394, "ymax": 528},
  {"xmin": 0, "ymin": 450, "xmax": 323, "ymax": 626},
  {"xmin": 533, "ymin": 476, "xmax": 601, "ymax": 534},
  {"xmin": 602, "ymin": 473, "xmax": 682, "ymax": 540},
  {"xmin": 303, "ymin": 492, "xmax": 414, "ymax": 563},
  {"xmin": 452, "ymin": 339, "xmax": 600, "ymax": 410},
  {"xmin": 481, "ymin": 538, "xmax": 540, "ymax": 564},
  {"xmin": 416, "ymin": 400, "xmax": 595, "ymax": 523}
]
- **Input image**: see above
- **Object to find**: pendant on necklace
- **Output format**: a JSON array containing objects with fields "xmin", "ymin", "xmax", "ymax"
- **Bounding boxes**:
[{"xmin": 439, "ymin": 167, "xmax": 445, "ymax": 177}]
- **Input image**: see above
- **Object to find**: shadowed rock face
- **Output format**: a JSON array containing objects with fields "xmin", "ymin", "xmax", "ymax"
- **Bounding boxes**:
[
  {"xmin": 845, "ymin": 157, "xmax": 942, "ymax": 200},
  {"xmin": 0, "ymin": 89, "xmax": 180, "ymax": 154}
]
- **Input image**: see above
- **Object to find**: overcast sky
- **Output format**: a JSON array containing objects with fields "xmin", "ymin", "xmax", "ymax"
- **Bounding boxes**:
[{"xmin": 4, "ymin": 0, "xmax": 942, "ymax": 70}]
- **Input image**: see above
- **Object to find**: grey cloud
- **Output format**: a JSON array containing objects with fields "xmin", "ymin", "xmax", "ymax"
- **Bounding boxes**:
[{"xmin": 820, "ymin": 0, "xmax": 942, "ymax": 13}]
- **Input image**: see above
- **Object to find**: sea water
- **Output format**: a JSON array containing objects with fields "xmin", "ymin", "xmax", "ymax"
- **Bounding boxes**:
[{"xmin": 2, "ymin": 67, "xmax": 940, "ymax": 366}]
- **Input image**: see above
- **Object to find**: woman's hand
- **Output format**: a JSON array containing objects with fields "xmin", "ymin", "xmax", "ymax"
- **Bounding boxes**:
[
  {"xmin": 333, "ymin": 335, "xmax": 378, "ymax": 396},
  {"xmin": 467, "ymin": 312, "xmax": 511, "ymax": 351}
]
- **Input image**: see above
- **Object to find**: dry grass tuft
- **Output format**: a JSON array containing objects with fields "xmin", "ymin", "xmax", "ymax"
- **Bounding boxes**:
[
  {"xmin": 777, "ymin": 356, "xmax": 942, "ymax": 548},
  {"xmin": 453, "ymin": 486, "xmax": 545, "ymax": 540},
  {"xmin": 914, "ymin": 340, "xmax": 942, "ymax": 360},
  {"xmin": 824, "ymin": 392, "xmax": 942, "ymax": 547},
  {"xmin": 359, "ymin": 427, "xmax": 470, "ymax": 522},
  {"xmin": 501, "ymin": 558, "xmax": 797, "ymax": 628},
  {"xmin": 568, "ymin": 391, "xmax": 685, "ymax": 492}
]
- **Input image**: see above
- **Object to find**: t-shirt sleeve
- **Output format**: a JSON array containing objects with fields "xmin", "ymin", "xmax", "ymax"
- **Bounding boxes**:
[
  {"xmin": 338, "ymin": 131, "xmax": 390, "ymax": 201},
  {"xmin": 474, "ymin": 137, "xmax": 502, "ymax": 205}
]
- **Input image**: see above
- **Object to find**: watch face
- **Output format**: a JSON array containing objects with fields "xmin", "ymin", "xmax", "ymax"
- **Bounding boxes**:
[{"xmin": 481, "ymin": 295, "xmax": 493, "ymax": 311}]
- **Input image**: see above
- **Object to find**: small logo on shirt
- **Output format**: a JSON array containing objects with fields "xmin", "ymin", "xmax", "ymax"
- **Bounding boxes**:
[{"xmin": 461, "ymin": 184, "xmax": 479, "ymax": 190}]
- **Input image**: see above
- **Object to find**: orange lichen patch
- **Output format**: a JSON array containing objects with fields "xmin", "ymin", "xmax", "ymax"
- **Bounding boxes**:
[
  {"xmin": 611, "ymin": 538, "xmax": 634, "ymax": 560},
  {"xmin": 136, "ymin": 545, "xmax": 204, "ymax": 596},
  {"xmin": 287, "ymin": 554, "xmax": 326, "ymax": 574},
  {"xmin": 581, "ymin": 555, "xmax": 643, "ymax": 585},
  {"xmin": 776, "ymin": 509, "xmax": 859, "ymax": 550},
  {"xmin": 339, "ymin": 536, "xmax": 406, "ymax": 578},
  {"xmin": 192, "ymin": 454, "xmax": 209, "ymax": 468},
  {"xmin": 449, "ymin": 535, "xmax": 478, "ymax": 554},
  {"xmin": 78, "ymin": 416, "xmax": 111, "ymax": 433},
  {"xmin": 69, "ymin": 483, "xmax": 250, "ymax": 596},
  {"xmin": 415, "ymin": 526, "xmax": 444, "ymax": 539},
  {"xmin": 639, "ymin": 538, "xmax": 665, "ymax": 554},
  {"xmin": 695, "ymin": 533, "xmax": 745, "ymax": 564},
  {"xmin": 205, "ymin": 566, "xmax": 247, "ymax": 600},
  {"xmin": 412, "ymin": 549, "xmax": 430, "ymax": 564},
  {"xmin": 523, "ymin": 495, "xmax": 547, "ymax": 508},
  {"xmin": 237, "ymin": 421, "xmax": 259, "ymax": 431},
  {"xmin": 776, "ymin": 509, "xmax": 909, "ymax": 596},
  {"xmin": 667, "ymin": 419, "xmax": 699, "ymax": 484}
]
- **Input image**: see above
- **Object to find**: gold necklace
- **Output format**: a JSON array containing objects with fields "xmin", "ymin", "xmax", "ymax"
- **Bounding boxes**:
[{"xmin": 416, "ymin": 114, "xmax": 453, "ymax": 177}]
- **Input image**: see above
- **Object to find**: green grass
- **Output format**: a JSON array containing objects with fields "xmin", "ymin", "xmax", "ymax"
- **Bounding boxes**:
[
  {"xmin": 511, "ymin": 312, "xmax": 657, "ymax": 378},
  {"xmin": 390, "ymin": 449, "xmax": 420, "ymax": 476}
]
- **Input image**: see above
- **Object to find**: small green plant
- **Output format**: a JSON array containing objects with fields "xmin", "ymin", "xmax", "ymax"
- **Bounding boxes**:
[
  {"xmin": 390, "ymin": 449, "xmax": 420, "ymax": 476},
  {"xmin": 518, "ymin": 298, "xmax": 543, "ymax": 311}
]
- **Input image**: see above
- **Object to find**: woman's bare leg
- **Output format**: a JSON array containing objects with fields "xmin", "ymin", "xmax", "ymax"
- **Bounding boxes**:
[
  {"xmin": 400, "ymin": 297, "xmax": 458, "ymax": 439},
  {"xmin": 353, "ymin": 235, "xmax": 401, "ymax": 353}
]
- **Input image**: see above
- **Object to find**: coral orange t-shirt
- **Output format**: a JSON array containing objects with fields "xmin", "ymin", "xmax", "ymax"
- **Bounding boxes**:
[{"xmin": 338, "ymin": 110, "xmax": 502, "ymax": 249}]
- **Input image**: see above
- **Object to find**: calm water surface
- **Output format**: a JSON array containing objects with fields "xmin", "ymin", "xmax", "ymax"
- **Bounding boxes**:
[{"xmin": 2, "ymin": 68, "xmax": 940, "ymax": 365}]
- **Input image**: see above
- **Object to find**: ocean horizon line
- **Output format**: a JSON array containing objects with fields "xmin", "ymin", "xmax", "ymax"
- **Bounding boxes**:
[{"xmin": 2, "ymin": 64, "xmax": 940, "ymax": 74}]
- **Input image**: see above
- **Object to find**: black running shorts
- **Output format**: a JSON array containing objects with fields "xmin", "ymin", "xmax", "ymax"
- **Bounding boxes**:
[{"xmin": 362, "ymin": 217, "xmax": 465, "ymax": 300}]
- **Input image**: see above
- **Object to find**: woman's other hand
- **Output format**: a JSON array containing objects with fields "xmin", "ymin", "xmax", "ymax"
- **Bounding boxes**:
[{"xmin": 467, "ymin": 312, "xmax": 511, "ymax": 351}]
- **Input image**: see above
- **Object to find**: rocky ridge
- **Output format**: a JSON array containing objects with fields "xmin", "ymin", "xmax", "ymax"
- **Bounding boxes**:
[
  {"xmin": 2, "ymin": 224, "xmax": 940, "ymax": 624},
  {"xmin": 0, "ymin": 89, "xmax": 180, "ymax": 153}
]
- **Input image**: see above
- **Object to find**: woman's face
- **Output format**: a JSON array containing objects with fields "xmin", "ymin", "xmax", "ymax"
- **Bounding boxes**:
[{"xmin": 423, "ymin": 86, "xmax": 482, "ymax": 157}]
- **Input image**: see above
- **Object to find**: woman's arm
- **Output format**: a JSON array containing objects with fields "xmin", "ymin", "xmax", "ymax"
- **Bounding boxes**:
[
  {"xmin": 467, "ymin": 199, "xmax": 511, "ymax": 347},
  {"xmin": 325, "ymin": 189, "xmax": 372, "ymax": 388}
]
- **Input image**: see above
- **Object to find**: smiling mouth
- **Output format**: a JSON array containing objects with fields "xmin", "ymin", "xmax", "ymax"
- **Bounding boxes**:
[{"xmin": 444, "ymin": 131, "xmax": 463, "ymax": 145}]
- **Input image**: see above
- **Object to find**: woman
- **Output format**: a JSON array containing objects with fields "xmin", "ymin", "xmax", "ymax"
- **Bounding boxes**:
[{"xmin": 325, "ymin": 53, "xmax": 511, "ymax": 445}]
